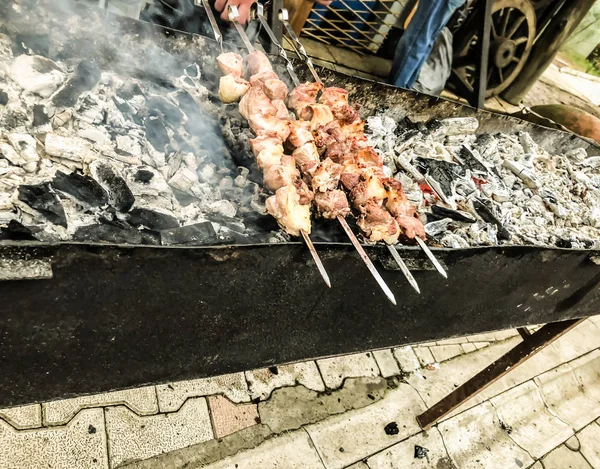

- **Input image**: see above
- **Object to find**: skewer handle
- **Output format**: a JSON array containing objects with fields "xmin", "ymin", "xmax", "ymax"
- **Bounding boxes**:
[
  {"xmin": 301, "ymin": 230, "xmax": 331, "ymax": 288},
  {"xmin": 279, "ymin": 9, "xmax": 322, "ymax": 84},
  {"xmin": 228, "ymin": 6, "xmax": 256, "ymax": 52},
  {"xmin": 337, "ymin": 216, "xmax": 397, "ymax": 305}
]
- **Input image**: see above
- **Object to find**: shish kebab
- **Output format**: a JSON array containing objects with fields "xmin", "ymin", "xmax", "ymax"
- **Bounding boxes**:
[
  {"xmin": 275, "ymin": 8, "xmax": 447, "ymax": 280},
  {"xmin": 226, "ymin": 4, "xmax": 398, "ymax": 303}
]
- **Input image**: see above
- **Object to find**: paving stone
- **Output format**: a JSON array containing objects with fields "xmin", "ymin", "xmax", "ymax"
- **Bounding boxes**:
[
  {"xmin": 0, "ymin": 408, "xmax": 107, "ymax": 469},
  {"xmin": 317, "ymin": 353, "xmax": 379, "ymax": 389},
  {"xmin": 259, "ymin": 377, "xmax": 387, "ymax": 434},
  {"xmin": 412, "ymin": 347, "xmax": 435, "ymax": 367},
  {"xmin": 156, "ymin": 372, "xmax": 250, "ymax": 412},
  {"xmin": 408, "ymin": 338, "xmax": 520, "ymax": 408},
  {"xmin": 578, "ymin": 422, "xmax": 600, "ymax": 468},
  {"xmin": 201, "ymin": 430, "xmax": 325, "ymax": 469},
  {"xmin": 105, "ymin": 398, "xmax": 213, "ymax": 468},
  {"xmin": 346, "ymin": 463, "xmax": 370, "ymax": 469},
  {"xmin": 0, "ymin": 404, "xmax": 41, "ymax": 429},
  {"xmin": 367, "ymin": 428, "xmax": 454, "ymax": 469},
  {"xmin": 466, "ymin": 332, "xmax": 497, "ymax": 343},
  {"xmin": 473, "ymin": 341, "xmax": 491, "ymax": 350},
  {"xmin": 246, "ymin": 362, "xmax": 325, "ymax": 400},
  {"xmin": 461, "ymin": 343, "xmax": 477, "ymax": 353},
  {"xmin": 43, "ymin": 386, "xmax": 158, "ymax": 426},
  {"xmin": 305, "ymin": 383, "xmax": 425, "ymax": 469},
  {"xmin": 436, "ymin": 338, "xmax": 467, "ymax": 346},
  {"xmin": 373, "ymin": 350, "xmax": 400, "ymax": 378},
  {"xmin": 565, "ymin": 435, "xmax": 581, "ymax": 451},
  {"xmin": 490, "ymin": 380, "xmax": 573, "ymax": 458},
  {"xmin": 393, "ymin": 346, "xmax": 421, "ymax": 372},
  {"xmin": 535, "ymin": 363, "xmax": 600, "ymax": 430},
  {"xmin": 569, "ymin": 349, "xmax": 600, "ymax": 402},
  {"xmin": 529, "ymin": 463, "xmax": 544, "ymax": 469},
  {"xmin": 207, "ymin": 395, "xmax": 258, "ymax": 439},
  {"xmin": 493, "ymin": 329, "xmax": 519, "ymax": 341},
  {"xmin": 430, "ymin": 345, "xmax": 464, "ymax": 363},
  {"xmin": 551, "ymin": 321, "xmax": 600, "ymax": 363},
  {"xmin": 438, "ymin": 402, "xmax": 534, "ymax": 469},
  {"xmin": 542, "ymin": 444, "xmax": 593, "ymax": 469}
]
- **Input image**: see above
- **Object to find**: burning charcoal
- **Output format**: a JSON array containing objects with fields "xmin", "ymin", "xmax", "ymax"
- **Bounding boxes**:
[
  {"xmin": 207, "ymin": 200, "xmax": 237, "ymax": 218},
  {"xmin": 45, "ymin": 134, "xmax": 91, "ymax": 162},
  {"xmin": 127, "ymin": 208, "xmax": 179, "ymax": 231},
  {"xmin": 134, "ymin": 169, "xmax": 154, "ymax": 184},
  {"xmin": 52, "ymin": 171, "xmax": 108, "ymax": 207},
  {"xmin": 52, "ymin": 59, "xmax": 101, "ymax": 108},
  {"xmin": 414, "ymin": 445, "xmax": 429, "ymax": 459},
  {"xmin": 5, "ymin": 134, "xmax": 39, "ymax": 172},
  {"xmin": 0, "ymin": 90, "xmax": 8, "ymax": 105},
  {"xmin": 425, "ymin": 218, "xmax": 454, "ymax": 237},
  {"xmin": 147, "ymin": 97, "xmax": 185, "ymax": 125},
  {"xmin": 502, "ymin": 159, "xmax": 540, "ymax": 190},
  {"xmin": 13, "ymin": 33, "xmax": 50, "ymax": 57},
  {"xmin": 73, "ymin": 223, "xmax": 143, "ymax": 245},
  {"xmin": 472, "ymin": 199, "xmax": 511, "ymax": 241},
  {"xmin": 32, "ymin": 104, "xmax": 49, "ymax": 127},
  {"xmin": 431, "ymin": 205, "xmax": 476, "ymax": 223},
  {"xmin": 440, "ymin": 117, "xmax": 479, "ymax": 136},
  {"xmin": 89, "ymin": 160, "xmax": 135, "ymax": 212},
  {"xmin": 145, "ymin": 115, "xmax": 170, "ymax": 152},
  {"xmin": 18, "ymin": 182, "xmax": 67, "ymax": 227},
  {"xmin": 384, "ymin": 422, "xmax": 399, "ymax": 435},
  {"xmin": 0, "ymin": 220, "xmax": 37, "ymax": 241},
  {"xmin": 454, "ymin": 146, "xmax": 488, "ymax": 176},
  {"xmin": 9, "ymin": 55, "xmax": 65, "ymax": 98},
  {"xmin": 416, "ymin": 158, "xmax": 465, "ymax": 202},
  {"xmin": 160, "ymin": 222, "xmax": 218, "ymax": 246}
]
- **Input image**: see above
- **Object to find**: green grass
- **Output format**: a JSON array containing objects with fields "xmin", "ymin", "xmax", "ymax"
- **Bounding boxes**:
[{"xmin": 560, "ymin": 50, "xmax": 600, "ymax": 78}]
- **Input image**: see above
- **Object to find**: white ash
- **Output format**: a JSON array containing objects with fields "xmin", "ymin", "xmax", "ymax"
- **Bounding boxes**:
[{"xmin": 366, "ymin": 114, "xmax": 600, "ymax": 249}]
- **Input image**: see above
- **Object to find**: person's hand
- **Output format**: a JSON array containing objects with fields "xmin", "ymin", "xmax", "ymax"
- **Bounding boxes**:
[{"xmin": 214, "ymin": 0, "xmax": 256, "ymax": 24}]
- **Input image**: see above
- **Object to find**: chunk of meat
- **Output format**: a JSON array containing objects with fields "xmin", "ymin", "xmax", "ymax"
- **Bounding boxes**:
[
  {"xmin": 305, "ymin": 104, "xmax": 334, "ymax": 130},
  {"xmin": 239, "ymin": 86, "xmax": 291, "ymax": 139},
  {"xmin": 340, "ymin": 162, "xmax": 365, "ymax": 190},
  {"xmin": 351, "ymin": 143, "xmax": 383, "ymax": 168},
  {"xmin": 293, "ymin": 179, "xmax": 315, "ymax": 205},
  {"xmin": 342, "ymin": 121, "xmax": 366, "ymax": 140},
  {"xmin": 250, "ymin": 133, "xmax": 283, "ymax": 157},
  {"xmin": 319, "ymin": 87, "xmax": 348, "ymax": 108},
  {"xmin": 272, "ymin": 100, "xmax": 289, "ymax": 119},
  {"xmin": 287, "ymin": 82, "xmax": 323, "ymax": 118},
  {"xmin": 265, "ymin": 184, "xmax": 311, "ymax": 236},
  {"xmin": 246, "ymin": 50, "xmax": 273, "ymax": 76},
  {"xmin": 217, "ymin": 52, "xmax": 244, "ymax": 78},
  {"xmin": 326, "ymin": 140, "xmax": 352, "ymax": 164},
  {"xmin": 263, "ymin": 155, "xmax": 299, "ymax": 192},
  {"xmin": 292, "ymin": 141, "xmax": 320, "ymax": 176},
  {"xmin": 357, "ymin": 199, "xmax": 400, "ymax": 244},
  {"xmin": 350, "ymin": 169, "xmax": 387, "ymax": 207},
  {"xmin": 288, "ymin": 120, "xmax": 314, "ymax": 148},
  {"xmin": 250, "ymin": 71, "xmax": 289, "ymax": 101},
  {"xmin": 311, "ymin": 157, "xmax": 342, "ymax": 193},
  {"xmin": 314, "ymin": 190, "xmax": 351, "ymax": 219},
  {"xmin": 256, "ymin": 145, "xmax": 284, "ymax": 170},
  {"xmin": 383, "ymin": 178, "xmax": 425, "ymax": 239},
  {"xmin": 218, "ymin": 75, "xmax": 250, "ymax": 103},
  {"xmin": 332, "ymin": 105, "xmax": 360, "ymax": 125}
]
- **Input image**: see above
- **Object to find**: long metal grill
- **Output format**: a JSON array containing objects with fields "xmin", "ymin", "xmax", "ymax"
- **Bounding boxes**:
[{"xmin": 301, "ymin": 0, "xmax": 408, "ymax": 54}]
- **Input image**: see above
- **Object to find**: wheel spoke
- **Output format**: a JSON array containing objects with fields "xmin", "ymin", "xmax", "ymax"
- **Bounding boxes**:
[
  {"xmin": 501, "ymin": 8, "xmax": 511, "ymax": 36},
  {"xmin": 490, "ymin": 19, "xmax": 498, "ymax": 39},
  {"xmin": 507, "ymin": 16, "xmax": 525, "ymax": 38},
  {"xmin": 511, "ymin": 56, "xmax": 520, "ymax": 63},
  {"xmin": 498, "ymin": 66, "xmax": 504, "ymax": 83},
  {"xmin": 513, "ymin": 36, "xmax": 528, "ymax": 46}
]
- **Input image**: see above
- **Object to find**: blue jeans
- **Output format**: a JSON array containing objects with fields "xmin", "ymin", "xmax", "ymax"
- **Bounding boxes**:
[{"xmin": 389, "ymin": 0, "xmax": 465, "ymax": 89}]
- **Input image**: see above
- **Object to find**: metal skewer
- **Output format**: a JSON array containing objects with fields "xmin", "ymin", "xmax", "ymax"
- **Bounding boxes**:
[
  {"xmin": 338, "ymin": 216, "xmax": 396, "ymax": 305},
  {"xmin": 387, "ymin": 245, "xmax": 420, "ymax": 294},
  {"xmin": 228, "ymin": 5, "xmax": 331, "ymax": 289},
  {"xmin": 252, "ymin": 4, "xmax": 300, "ymax": 86},
  {"xmin": 278, "ymin": 9, "xmax": 322, "ymax": 84},
  {"xmin": 415, "ymin": 236, "xmax": 447, "ymax": 279},
  {"xmin": 197, "ymin": 0, "xmax": 224, "ymax": 52}
]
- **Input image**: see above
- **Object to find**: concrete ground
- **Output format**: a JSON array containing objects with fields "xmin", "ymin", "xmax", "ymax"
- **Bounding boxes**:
[{"xmin": 1, "ymin": 317, "xmax": 599, "ymax": 468}]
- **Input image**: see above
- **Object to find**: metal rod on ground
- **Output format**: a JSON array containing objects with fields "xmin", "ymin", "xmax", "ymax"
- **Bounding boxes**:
[
  {"xmin": 415, "ymin": 236, "xmax": 447, "ymax": 279},
  {"xmin": 228, "ymin": 5, "xmax": 331, "ymax": 289},
  {"xmin": 278, "ymin": 8, "xmax": 322, "ymax": 84},
  {"xmin": 197, "ymin": 0, "xmax": 223, "ymax": 52},
  {"xmin": 338, "ymin": 216, "xmax": 396, "ymax": 305},
  {"xmin": 251, "ymin": 4, "xmax": 300, "ymax": 86},
  {"xmin": 387, "ymin": 245, "xmax": 420, "ymax": 294}
]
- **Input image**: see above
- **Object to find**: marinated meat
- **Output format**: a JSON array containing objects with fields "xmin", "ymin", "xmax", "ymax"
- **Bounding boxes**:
[
  {"xmin": 357, "ymin": 199, "xmax": 401, "ymax": 244},
  {"xmin": 250, "ymin": 133, "xmax": 283, "ymax": 157},
  {"xmin": 256, "ymin": 145, "xmax": 284, "ymax": 170},
  {"xmin": 246, "ymin": 50, "xmax": 273, "ymax": 76},
  {"xmin": 263, "ymin": 154, "xmax": 299, "ymax": 192},
  {"xmin": 383, "ymin": 178, "xmax": 425, "ymax": 239},
  {"xmin": 218, "ymin": 75, "xmax": 250, "ymax": 103},
  {"xmin": 265, "ymin": 184, "xmax": 311, "ymax": 236},
  {"xmin": 319, "ymin": 87, "xmax": 348, "ymax": 108},
  {"xmin": 350, "ymin": 168, "xmax": 387, "ymax": 207},
  {"xmin": 292, "ymin": 141, "xmax": 320, "ymax": 176},
  {"xmin": 311, "ymin": 157, "xmax": 342, "ymax": 193},
  {"xmin": 305, "ymin": 104, "xmax": 334, "ymax": 130},
  {"xmin": 250, "ymin": 71, "xmax": 289, "ymax": 101},
  {"xmin": 272, "ymin": 99, "xmax": 289, "ymax": 119},
  {"xmin": 288, "ymin": 120, "xmax": 314, "ymax": 148},
  {"xmin": 217, "ymin": 52, "xmax": 244, "ymax": 77},
  {"xmin": 287, "ymin": 82, "xmax": 323, "ymax": 118},
  {"xmin": 314, "ymin": 189, "xmax": 351, "ymax": 219}
]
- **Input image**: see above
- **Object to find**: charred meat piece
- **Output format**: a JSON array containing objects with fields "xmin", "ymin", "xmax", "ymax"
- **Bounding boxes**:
[
  {"xmin": 288, "ymin": 120, "xmax": 314, "ymax": 148},
  {"xmin": 383, "ymin": 178, "xmax": 425, "ymax": 240},
  {"xmin": 305, "ymin": 104, "xmax": 334, "ymax": 130},
  {"xmin": 246, "ymin": 50, "xmax": 273, "ymax": 76},
  {"xmin": 357, "ymin": 199, "xmax": 400, "ymax": 245},
  {"xmin": 265, "ymin": 184, "xmax": 311, "ymax": 237},
  {"xmin": 293, "ymin": 178, "xmax": 315, "ymax": 205},
  {"xmin": 332, "ymin": 104, "xmax": 360, "ymax": 125},
  {"xmin": 263, "ymin": 154, "xmax": 300, "ymax": 192},
  {"xmin": 326, "ymin": 140, "xmax": 352, "ymax": 164},
  {"xmin": 351, "ymin": 143, "xmax": 383, "ymax": 168},
  {"xmin": 217, "ymin": 52, "xmax": 244, "ymax": 78},
  {"xmin": 18, "ymin": 182, "xmax": 67, "ymax": 227},
  {"xmin": 350, "ymin": 169, "xmax": 387, "ymax": 207},
  {"xmin": 314, "ymin": 189, "xmax": 351, "ymax": 219},
  {"xmin": 319, "ymin": 87, "xmax": 348, "ymax": 108},
  {"xmin": 218, "ymin": 75, "xmax": 250, "ymax": 103},
  {"xmin": 52, "ymin": 170, "xmax": 108, "ymax": 207},
  {"xmin": 287, "ymin": 82, "xmax": 324, "ymax": 119},
  {"xmin": 311, "ymin": 157, "xmax": 342, "ymax": 193},
  {"xmin": 250, "ymin": 71, "xmax": 289, "ymax": 101},
  {"xmin": 292, "ymin": 141, "xmax": 320, "ymax": 176},
  {"xmin": 340, "ymin": 162, "xmax": 365, "ymax": 190}
]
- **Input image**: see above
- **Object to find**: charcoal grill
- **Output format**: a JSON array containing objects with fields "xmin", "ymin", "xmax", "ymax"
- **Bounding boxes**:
[{"xmin": 0, "ymin": 0, "xmax": 599, "ymax": 410}]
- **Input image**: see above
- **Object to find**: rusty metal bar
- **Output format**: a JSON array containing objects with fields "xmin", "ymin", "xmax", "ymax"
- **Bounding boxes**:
[{"xmin": 417, "ymin": 318, "xmax": 587, "ymax": 430}]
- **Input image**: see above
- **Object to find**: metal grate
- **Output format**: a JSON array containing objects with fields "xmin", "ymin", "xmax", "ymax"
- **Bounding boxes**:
[{"xmin": 301, "ymin": 0, "xmax": 407, "ymax": 54}]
